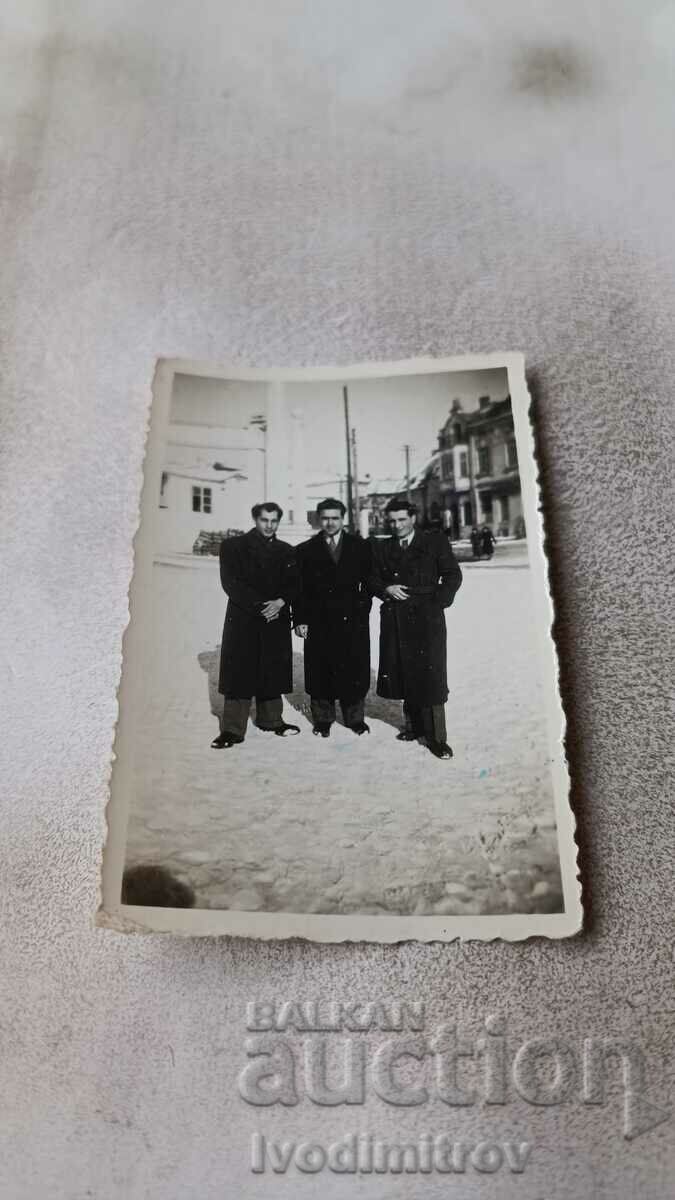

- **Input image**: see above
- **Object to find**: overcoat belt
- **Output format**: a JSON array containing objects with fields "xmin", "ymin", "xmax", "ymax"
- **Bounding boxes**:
[
  {"xmin": 370, "ymin": 530, "xmax": 462, "ymax": 706},
  {"xmin": 293, "ymin": 531, "xmax": 372, "ymax": 700},
  {"xmin": 218, "ymin": 529, "xmax": 299, "ymax": 698}
]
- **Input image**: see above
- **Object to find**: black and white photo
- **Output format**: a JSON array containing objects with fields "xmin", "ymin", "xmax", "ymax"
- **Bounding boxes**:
[{"xmin": 100, "ymin": 354, "xmax": 580, "ymax": 940}]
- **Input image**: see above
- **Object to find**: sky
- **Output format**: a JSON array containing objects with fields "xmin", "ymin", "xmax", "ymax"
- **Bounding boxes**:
[{"xmin": 172, "ymin": 368, "xmax": 509, "ymax": 483}]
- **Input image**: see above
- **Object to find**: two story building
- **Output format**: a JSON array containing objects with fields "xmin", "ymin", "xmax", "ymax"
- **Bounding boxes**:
[{"xmin": 408, "ymin": 395, "xmax": 524, "ymax": 539}]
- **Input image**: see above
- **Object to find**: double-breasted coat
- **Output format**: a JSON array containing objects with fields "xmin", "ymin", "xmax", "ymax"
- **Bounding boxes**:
[
  {"xmin": 369, "ymin": 530, "xmax": 462, "ymax": 706},
  {"xmin": 218, "ymin": 529, "xmax": 300, "ymax": 698},
  {"xmin": 293, "ymin": 531, "xmax": 372, "ymax": 700}
]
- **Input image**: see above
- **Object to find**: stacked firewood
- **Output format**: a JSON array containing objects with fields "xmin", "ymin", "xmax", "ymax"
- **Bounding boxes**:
[{"xmin": 192, "ymin": 529, "xmax": 245, "ymax": 555}]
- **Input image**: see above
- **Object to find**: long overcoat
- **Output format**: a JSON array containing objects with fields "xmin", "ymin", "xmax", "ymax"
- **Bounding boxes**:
[
  {"xmin": 370, "ymin": 530, "xmax": 462, "ymax": 706},
  {"xmin": 293, "ymin": 532, "xmax": 372, "ymax": 700},
  {"xmin": 218, "ymin": 529, "xmax": 299, "ymax": 698}
]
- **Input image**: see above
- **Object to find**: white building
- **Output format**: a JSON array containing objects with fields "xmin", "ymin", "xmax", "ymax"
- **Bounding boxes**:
[
  {"xmin": 157, "ymin": 423, "xmax": 264, "ymax": 555},
  {"xmin": 156, "ymin": 375, "xmax": 312, "ymax": 555}
]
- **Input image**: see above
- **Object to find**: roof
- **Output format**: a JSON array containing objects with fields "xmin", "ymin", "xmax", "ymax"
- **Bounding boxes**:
[
  {"xmin": 365, "ymin": 477, "xmax": 405, "ymax": 496},
  {"xmin": 465, "ymin": 396, "xmax": 513, "ymax": 427},
  {"xmin": 163, "ymin": 463, "xmax": 247, "ymax": 484}
]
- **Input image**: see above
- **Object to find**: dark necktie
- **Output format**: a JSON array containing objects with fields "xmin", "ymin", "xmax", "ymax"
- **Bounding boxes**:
[{"xmin": 327, "ymin": 535, "xmax": 339, "ymax": 561}]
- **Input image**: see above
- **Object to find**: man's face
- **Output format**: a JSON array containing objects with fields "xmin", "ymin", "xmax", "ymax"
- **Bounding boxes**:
[
  {"xmin": 255, "ymin": 509, "xmax": 280, "ymax": 539},
  {"xmin": 319, "ymin": 508, "xmax": 344, "ymax": 537},
  {"xmin": 388, "ymin": 509, "xmax": 415, "ymax": 539}
]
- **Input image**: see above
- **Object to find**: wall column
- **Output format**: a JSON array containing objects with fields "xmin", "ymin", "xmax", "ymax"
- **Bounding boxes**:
[{"xmin": 264, "ymin": 382, "xmax": 311, "ymax": 543}]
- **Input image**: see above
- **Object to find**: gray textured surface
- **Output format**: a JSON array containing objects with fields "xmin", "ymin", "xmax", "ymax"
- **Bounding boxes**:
[{"xmin": 0, "ymin": 1, "xmax": 673, "ymax": 1196}]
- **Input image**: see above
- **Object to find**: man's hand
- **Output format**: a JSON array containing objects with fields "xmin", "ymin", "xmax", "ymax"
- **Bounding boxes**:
[
  {"xmin": 295, "ymin": 624, "xmax": 309, "ymax": 639},
  {"xmin": 385, "ymin": 584, "xmax": 410, "ymax": 601},
  {"xmin": 261, "ymin": 598, "xmax": 285, "ymax": 622}
]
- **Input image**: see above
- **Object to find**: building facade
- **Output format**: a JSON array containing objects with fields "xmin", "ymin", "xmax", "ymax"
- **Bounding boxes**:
[
  {"xmin": 157, "ymin": 423, "xmax": 265, "ymax": 555},
  {"xmin": 157, "ymin": 380, "xmax": 314, "ymax": 555},
  {"xmin": 408, "ymin": 396, "xmax": 524, "ymax": 539},
  {"xmin": 466, "ymin": 396, "xmax": 523, "ymax": 537}
]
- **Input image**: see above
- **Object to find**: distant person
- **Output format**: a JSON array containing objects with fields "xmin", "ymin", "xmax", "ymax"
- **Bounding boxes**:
[
  {"xmin": 122, "ymin": 864, "xmax": 195, "ymax": 908},
  {"xmin": 369, "ymin": 498, "xmax": 462, "ymax": 760},
  {"xmin": 481, "ymin": 525, "xmax": 496, "ymax": 559},
  {"xmin": 293, "ymin": 498, "xmax": 372, "ymax": 737},
  {"xmin": 470, "ymin": 526, "xmax": 482, "ymax": 558},
  {"xmin": 211, "ymin": 503, "xmax": 301, "ymax": 749}
]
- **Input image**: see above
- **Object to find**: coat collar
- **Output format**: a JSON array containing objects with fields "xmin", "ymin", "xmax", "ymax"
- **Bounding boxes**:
[
  {"xmin": 390, "ymin": 529, "xmax": 425, "ymax": 560},
  {"xmin": 246, "ymin": 527, "xmax": 278, "ymax": 551},
  {"xmin": 310, "ymin": 528, "xmax": 351, "ymax": 560}
]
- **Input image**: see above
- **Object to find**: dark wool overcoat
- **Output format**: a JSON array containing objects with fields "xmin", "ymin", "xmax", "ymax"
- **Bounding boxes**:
[
  {"xmin": 293, "ymin": 532, "xmax": 372, "ymax": 700},
  {"xmin": 218, "ymin": 529, "xmax": 300, "ymax": 698},
  {"xmin": 370, "ymin": 531, "xmax": 462, "ymax": 706}
]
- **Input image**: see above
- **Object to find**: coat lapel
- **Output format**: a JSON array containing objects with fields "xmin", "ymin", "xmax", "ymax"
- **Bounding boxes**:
[
  {"xmin": 389, "ymin": 531, "xmax": 425, "ymax": 579},
  {"xmin": 312, "ymin": 531, "xmax": 336, "ymax": 567},
  {"xmin": 334, "ymin": 531, "xmax": 354, "ymax": 573},
  {"xmin": 386, "ymin": 536, "xmax": 403, "ymax": 571},
  {"xmin": 403, "ymin": 532, "xmax": 426, "ymax": 563},
  {"xmin": 313, "ymin": 530, "xmax": 353, "ymax": 570}
]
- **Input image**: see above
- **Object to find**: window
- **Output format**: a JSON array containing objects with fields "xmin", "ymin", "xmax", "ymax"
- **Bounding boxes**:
[
  {"xmin": 506, "ymin": 439, "xmax": 518, "ymax": 468},
  {"xmin": 501, "ymin": 495, "xmax": 510, "ymax": 520},
  {"xmin": 481, "ymin": 493, "xmax": 493, "ymax": 518},
  {"xmin": 442, "ymin": 453, "xmax": 453, "ymax": 480},
  {"xmin": 477, "ymin": 446, "xmax": 491, "ymax": 475},
  {"xmin": 459, "ymin": 451, "xmax": 468, "ymax": 477},
  {"xmin": 159, "ymin": 471, "xmax": 168, "ymax": 508},
  {"xmin": 192, "ymin": 486, "xmax": 212, "ymax": 514}
]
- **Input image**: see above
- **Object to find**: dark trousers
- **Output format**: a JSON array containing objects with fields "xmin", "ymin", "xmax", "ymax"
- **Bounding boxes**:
[
  {"xmin": 220, "ymin": 695, "xmax": 283, "ymax": 740},
  {"xmin": 402, "ymin": 700, "xmax": 447, "ymax": 744},
  {"xmin": 310, "ymin": 696, "xmax": 365, "ymax": 728}
]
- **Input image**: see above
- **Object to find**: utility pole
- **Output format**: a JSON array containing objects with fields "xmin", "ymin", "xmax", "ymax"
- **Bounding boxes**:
[
  {"xmin": 351, "ymin": 427, "xmax": 360, "ymax": 536},
  {"xmin": 343, "ymin": 385, "xmax": 354, "ymax": 529},
  {"xmin": 403, "ymin": 443, "xmax": 412, "ymax": 502}
]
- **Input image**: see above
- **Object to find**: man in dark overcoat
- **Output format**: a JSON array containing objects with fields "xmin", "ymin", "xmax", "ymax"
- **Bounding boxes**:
[
  {"xmin": 293, "ymin": 498, "xmax": 372, "ymax": 737},
  {"xmin": 211, "ymin": 502, "xmax": 301, "ymax": 749},
  {"xmin": 369, "ymin": 498, "xmax": 462, "ymax": 759},
  {"xmin": 481, "ymin": 525, "xmax": 496, "ymax": 559}
]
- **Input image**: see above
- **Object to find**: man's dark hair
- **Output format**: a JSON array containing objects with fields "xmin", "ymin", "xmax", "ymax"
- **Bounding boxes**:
[
  {"xmin": 121, "ymin": 863, "xmax": 195, "ymax": 908},
  {"xmin": 385, "ymin": 497, "xmax": 416, "ymax": 517},
  {"xmin": 251, "ymin": 502, "xmax": 283, "ymax": 520},
  {"xmin": 317, "ymin": 497, "xmax": 346, "ymax": 516}
]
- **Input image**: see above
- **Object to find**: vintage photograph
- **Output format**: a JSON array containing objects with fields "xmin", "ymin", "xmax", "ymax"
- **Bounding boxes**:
[{"xmin": 101, "ymin": 355, "xmax": 580, "ymax": 940}]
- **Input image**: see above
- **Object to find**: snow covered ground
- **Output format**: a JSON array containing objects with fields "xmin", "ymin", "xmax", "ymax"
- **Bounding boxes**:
[{"xmin": 123, "ymin": 542, "xmax": 563, "ymax": 915}]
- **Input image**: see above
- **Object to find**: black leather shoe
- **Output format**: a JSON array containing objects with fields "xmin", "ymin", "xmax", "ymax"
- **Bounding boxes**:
[
  {"xmin": 313, "ymin": 723, "xmax": 331, "ymax": 737},
  {"xmin": 211, "ymin": 732, "xmax": 243, "ymax": 749},
  {"xmin": 350, "ymin": 722, "xmax": 370, "ymax": 735},
  {"xmin": 428, "ymin": 741, "xmax": 453, "ymax": 759},
  {"xmin": 274, "ymin": 723, "xmax": 300, "ymax": 737},
  {"xmin": 396, "ymin": 730, "xmax": 418, "ymax": 741}
]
